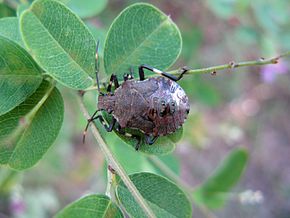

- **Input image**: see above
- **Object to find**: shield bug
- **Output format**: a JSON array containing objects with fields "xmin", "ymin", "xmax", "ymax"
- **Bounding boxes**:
[{"xmin": 83, "ymin": 44, "xmax": 190, "ymax": 150}]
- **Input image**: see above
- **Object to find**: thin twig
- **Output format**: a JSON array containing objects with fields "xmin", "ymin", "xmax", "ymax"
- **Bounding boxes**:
[
  {"xmin": 84, "ymin": 51, "xmax": 290, "ymax": 92},
  {"xmin": 168, "ymin": 51, "xmax": 290, "ymax": 76},
  {"xmin": 77, "ymin": 95, "xmax": 156, "ymax": 218}
]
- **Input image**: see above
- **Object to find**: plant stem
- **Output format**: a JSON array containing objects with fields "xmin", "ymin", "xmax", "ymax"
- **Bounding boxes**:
[
  {"xmin": 105, "ymin": 167, "xmax": 113, "ymax": 198},
  {"xmin": 84, "ymin": 51, "xmax": 290, "ymax": 92},
  {"xmin": 77, "ymin": 95, "xmax": 156, "ymax": 218},
  {"xmin": 168, "ymin": 51, "xmax": 290, "ymax": 76}
]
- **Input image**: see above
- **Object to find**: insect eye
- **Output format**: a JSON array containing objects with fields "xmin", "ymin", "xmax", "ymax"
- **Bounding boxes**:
[{"xmin": 161, "ymin": 100, "xmax": 166, "ymax": 106}]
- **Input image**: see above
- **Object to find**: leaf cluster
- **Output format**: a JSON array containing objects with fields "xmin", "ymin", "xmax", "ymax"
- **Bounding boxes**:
[{"xmin": 0, "ymin": 0, "xmax": 249, "ymax": 217}]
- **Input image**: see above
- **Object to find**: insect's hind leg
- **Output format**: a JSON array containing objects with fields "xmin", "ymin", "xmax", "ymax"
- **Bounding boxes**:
[
  {"xmin": 145, "ymin": 134, "xmax": 159, "ymax": 145},
  {"xmin": 115, "ymin": 125, "xmax": 142, "ymax": 151},
  {"xmin": 138, "ymin": 64, "xmax": 190, "ymax": 81},
  {"xmin": 83, "ymin": 110, "xmax": 116, "ymax": 143}
]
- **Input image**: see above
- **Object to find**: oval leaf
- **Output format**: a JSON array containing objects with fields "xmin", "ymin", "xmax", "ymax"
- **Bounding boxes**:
[
  {"xmin": 55, "ymin": 194, "xmax": 123, "ymax": 218},
  {"xmin": 116, "ymin": 172, "xmax": 192, "ymax": 218},
  {"xmin": 0, "ymin": 36, "xmax": 42, "ymax": 116},
  {"xmin": 60, "ymin": 0, "xmax": 108, "ymax": 18},
  {"xmin": 193, "ymin": 148, "xmax": 249, "ymax": 209},
  {"xmin": 0, "ymin": 17, "xmax": 24, "ymax": 47},
  {"xmin": 20, "ymin": 0, "xmax": 95, "ymax": 89},
  {"xmin": 104, "ymin": 3, "xmax": 182, "ymax": 77},
  {"xmin": 0, "ymin": 80, "xmax": 64, "ymax": 170}
]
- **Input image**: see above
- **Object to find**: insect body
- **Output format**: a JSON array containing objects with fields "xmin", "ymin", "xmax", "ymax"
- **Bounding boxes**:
[
  {"xmin": 84, "ymin": 63, "xmax": 190, "ymax": 150},
  {"xmin": 99, "ymin": 75, "xmax": 189, "ymax": 136}
]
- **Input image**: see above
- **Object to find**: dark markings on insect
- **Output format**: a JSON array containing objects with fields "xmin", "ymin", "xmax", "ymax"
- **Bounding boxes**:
[{"xmin": 83, "ymin": 42, "xmax": 190, "ymax": 151}]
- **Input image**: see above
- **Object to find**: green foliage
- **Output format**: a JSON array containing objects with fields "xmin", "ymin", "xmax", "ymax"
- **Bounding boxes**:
[
  {"xmin": 104, "ymin": 3, "xmax": 181, "ymax": 78},
  {"xmin": 107, "ymin": 133, "xmax": 180, "ymax": 176},
  {"xmin": 0, "ymin": 0, "xmax": 255, "ymax": 216},
  {"xmin": 60, "ymin": 0, "xmax": 108, "ymax": 18},
  {"xmin": 56, "ymin": 194, "xmax": 123, "ymax": 218},
  {"xmin": 0, "ymin": 80, "xmax": 64, "ymax": 170},
  {"xmin": 20, "ymin": 0, "xmax": 95, "ymax": 89},
  {"xmin": 0, "ymin": 3, "xmax": 15, "ymax": 18},
  {"xmin": 0, "ymin": 36, "xmax": 42, "ymax": 115},
  {"xmin": 0, "ymin": 17, "xmax": 24, "ymax": 47},
  {"xmin": 193, "ymin": 148, "xmax": 249, "ymax": 208},
  {"xmin": 116, "ymin": 172, "xmax": 192, "ymax": 218}
]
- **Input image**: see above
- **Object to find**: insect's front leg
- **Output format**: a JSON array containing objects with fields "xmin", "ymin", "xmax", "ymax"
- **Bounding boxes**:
[
  {"xmin": 107, "ymin": 74, "xmax": 119, "ymax": 93},
  {"xmin": 138, "ymin": 64, "xmax": 190, "ymax": 81},
  {"xmin": 83, "ymin": 112, "xmax": 116, "ymax": 143},
  {"xmin": 123, "ymin": 67, "xmax": 135, "ymax": 81}
]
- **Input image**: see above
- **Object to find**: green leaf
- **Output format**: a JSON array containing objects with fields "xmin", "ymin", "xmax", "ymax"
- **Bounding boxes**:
[
  {"xmin": 116, "ymin": 172, "xmax": 192, "ymax": 218},
  {"xmin": 0, "ymin": 35, "xmax": 42, "ymax": 116},
  {"xmin": 104, "ymin": 3, "xmax": 181, "ymax": 77},
  {"xmin": 0, "ymin": 17, "xmax": 24, "ymax": 47},
  {"xmin": 193, "ymin": 148, "xmax": 249, "ymax": 209},
  {"xmin": 20, "ymin": 0, "xmax": 95, "ymax": 89},
  {"xmin": 105, "ymin": 132, "xmax": 180, "ymax": 176},
  {"xmin": 0, "ymin": 3, "xmax": 15, "ymax": 18},
  {"xmin": 0, "ymin": 80, "xmax": 64, "ymax": 170},
  {"xmin": 55, "ymin": 194, "xmax": 123, "ymax": 218},
  {"xmin": 59, "ymin": 0, "xmax": 108, "ymax": 18}
]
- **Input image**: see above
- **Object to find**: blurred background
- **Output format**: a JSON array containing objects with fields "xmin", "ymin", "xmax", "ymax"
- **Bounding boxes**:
[{"xmin": 1, "ymin": 0, "xmax": 290, "ymax": 217}]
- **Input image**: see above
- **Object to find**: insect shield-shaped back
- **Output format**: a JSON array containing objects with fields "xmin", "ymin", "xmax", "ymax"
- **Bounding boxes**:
[{"xmin": 148, "ymin": 77, "xmax": 190, "ymax": 136}]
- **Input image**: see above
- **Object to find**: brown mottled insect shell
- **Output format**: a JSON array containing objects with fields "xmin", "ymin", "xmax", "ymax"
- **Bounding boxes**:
[{"xmin": 98, "ymin": 77, "xmax": 190, "ymax": 137}]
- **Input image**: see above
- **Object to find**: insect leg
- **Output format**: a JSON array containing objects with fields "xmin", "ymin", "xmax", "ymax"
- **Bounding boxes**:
[
  {"xmin": 145, "ymin": 134, "xmax": 159, "ymax": 145},
  {"xmin": 115, "ymin": 125, "xmax": 142, "ymax": 151},
  {"xmin": 83, "ymin": 110, "xmax": 116, "ymax": 143},
  {"xmin": 123, "ymin": 67, "xmax": 135, "ymax": 81},
  {"xmin": 138, "ymin": 64, "xmax": 190, "ymax": 82},
  {"xmin": 123, "ymin": 73, "xmax": 129, "ymax": 81},
  {"xmin": 107, "ymin": 74, "xmax": 119, "ymax": 92}
]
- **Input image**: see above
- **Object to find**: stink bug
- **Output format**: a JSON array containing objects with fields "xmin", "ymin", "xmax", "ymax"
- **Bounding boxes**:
[{"xmin": 83, "ymin": 43, "xmax": 190, "ymax": 150}]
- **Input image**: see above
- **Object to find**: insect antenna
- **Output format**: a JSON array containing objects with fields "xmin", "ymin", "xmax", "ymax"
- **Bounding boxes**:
[
  {"xmin": 95, "ymin": 40, "xmax": 103, "ymax": 95},
  {"xmin": 83, "ymin": 109, "xmax": 100, "ymax": 143}
]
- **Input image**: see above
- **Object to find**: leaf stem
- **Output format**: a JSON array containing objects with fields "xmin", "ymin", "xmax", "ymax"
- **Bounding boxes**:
[
  {"xmin": 77, "ymin": 95, "xmax": 156, "ymax": 218},
  {"xmin": 168, "ymin": 51, "xmax": 290, "ymax": 76},
  {"xmin": 84, "ymin": 51, "xmax": 290, "ymax": 92}
]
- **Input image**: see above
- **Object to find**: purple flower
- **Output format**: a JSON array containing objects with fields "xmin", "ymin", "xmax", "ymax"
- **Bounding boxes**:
[
  {"xmin": 10, "ymin": 196, "xmax": 25, "ymax": 215},
  {"xmin": 261, "ymin": 61, "xmax": 288, "ymax": 83}
]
